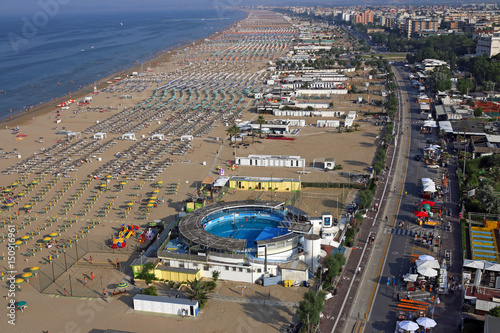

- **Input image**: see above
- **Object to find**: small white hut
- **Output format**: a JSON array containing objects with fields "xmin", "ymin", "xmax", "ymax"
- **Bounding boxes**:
[
  {"xmin": 93, "ymin": 132, "xmax": 107, "ymax": 140},
  {"xmin": 152, "ymin": 134, "xmax": 165, "ymax": 141},
  {"xmin": 122, "ymin": 133, "xmax": 136, "ymax": 141}
]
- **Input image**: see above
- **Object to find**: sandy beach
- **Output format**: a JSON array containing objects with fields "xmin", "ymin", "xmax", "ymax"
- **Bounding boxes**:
[{"xmin": 0, "ymin": 10, "xmax": 385, "ymax": 333}]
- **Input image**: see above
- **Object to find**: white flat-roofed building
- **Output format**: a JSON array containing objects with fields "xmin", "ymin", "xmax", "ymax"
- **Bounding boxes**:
[{"xmin": 236, "ymin": 154, "xmax": 305, "ymax": 168}]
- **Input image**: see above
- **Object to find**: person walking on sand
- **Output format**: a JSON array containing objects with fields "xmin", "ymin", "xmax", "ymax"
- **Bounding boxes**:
[
  {"xmin": 83, "ymin": 276, "xmax": 87, "ymax": 285},
  {"xmin": 116, "ymin": 259, "xmax": 120, "ymax": 270},
  {"xmin": 64, "ymin": 288, "xmax": 67, "ymax": 297},
  {"xmin": 103, "ymin": 289, "xmax": 108, "ymax": 302},
  {"xmin": 89, "ymin": 256, "xmax": 93, "ymax": 264},
  {"xmin": 241, "ymin": 287, "xmax": 244, "ymax": 296},
  {"xmin": 90, "ymin": 271, "xmax": 94, "ymax": 281}
]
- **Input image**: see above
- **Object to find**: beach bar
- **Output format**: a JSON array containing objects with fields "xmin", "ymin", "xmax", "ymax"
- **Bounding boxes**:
[{"xmin": 133, "ymin": 294, "xmax": 199, "ymax": 317}]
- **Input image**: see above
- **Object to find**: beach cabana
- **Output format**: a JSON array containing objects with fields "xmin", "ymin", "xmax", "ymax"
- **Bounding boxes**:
[
  {"xmin": 152, "ymin": 134, "xmax": 165, "ymax": 141},
  {"xmin": 93, "ymin": 132, "xmax": 107, "ymax": 140},
  {"xmin": 122, "ymin": 133, "xmax": 136, "ymax": 141},
  {"xmin": 67, "ymin": 132, "xmax": 81, "ymax": 139},
  {"xmin": 180, "ymin": 135, "xmax": 193, "ymax": 142},
  {"xmin": 133, "ymin": 294, "xmax": 199, "ymax": 317}
]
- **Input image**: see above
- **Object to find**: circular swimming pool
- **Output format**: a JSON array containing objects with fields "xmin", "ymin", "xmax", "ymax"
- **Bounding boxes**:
[{"xmin": 203, "ymin": 211, "xmax": 290, "ymax": 248}]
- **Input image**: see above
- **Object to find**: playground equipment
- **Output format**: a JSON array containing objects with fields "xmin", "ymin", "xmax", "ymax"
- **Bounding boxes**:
[
  {"xmin": 112, "ymin": 237, "xmax": 126, "ymax": 249},
  {"xmin": 119, "ymin": 224, "xmax": 139, "ymax": 239}
]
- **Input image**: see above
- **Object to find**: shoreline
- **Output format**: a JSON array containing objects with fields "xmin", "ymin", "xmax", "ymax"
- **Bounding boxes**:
[{"xmin": 0, "ymin": 9, "xmax": 248, "ymax": 128}]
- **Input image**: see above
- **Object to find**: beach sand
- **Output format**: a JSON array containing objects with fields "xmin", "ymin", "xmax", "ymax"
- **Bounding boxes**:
[{"xmin": 1, "ymin": 10, "xmax": 384, "ymax": 333}]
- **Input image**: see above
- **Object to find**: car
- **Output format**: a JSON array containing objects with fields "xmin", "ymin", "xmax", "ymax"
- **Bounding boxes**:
[{"xmin": 415, "ymin": 154, "xmax": 422, "ymax": 161}]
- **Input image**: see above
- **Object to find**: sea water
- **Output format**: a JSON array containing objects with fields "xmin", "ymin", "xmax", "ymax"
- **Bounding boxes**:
[{"xmin": 0, "ymin": 8, "xmax": 245, "ymax": 119}]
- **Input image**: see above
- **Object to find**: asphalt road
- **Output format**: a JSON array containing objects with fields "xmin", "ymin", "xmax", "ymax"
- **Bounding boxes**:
[{"xmin": 363, "ymin": 65, "xmax": 463, "ymax": 333}]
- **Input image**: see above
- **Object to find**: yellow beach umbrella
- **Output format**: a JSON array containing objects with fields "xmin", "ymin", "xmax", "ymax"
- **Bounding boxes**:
[
  {"xmin": 17, "ymin": 192, "xmax": 26, "ymax": 197},
  {"xmin": 11, "ymin": 182, "xmax": 19, "ymax": 187},
  {"xmin": 21, "ymin": 235, "xmax": 30, "ymax": 240},
  {"xmin": 22, "ymin": 272, "xmax": 33, "ymax": 279},
  {"xmin": 14, "ymin": 278, "xmax": 24, "ymax": 285},
  {"xmin": 14, "ymin": 240, "xmax": 23, "ymax": 245},
  {"xmin": 152, "ymin": 189, "xmax": 160, "ymax": 193},
  {"xmin": 49, "ymin": 232, "xmax": 59, "ymax": 237},
  {"xmin": 148, "ymin": 199, "xmax": 155, "ymax": 203},
  {"xmin": 120, "ymin": 181, "xmax": 127, "ymax": 185},
  {"xmin": 106, "ymin": 175, "xmax": 112, "ymax": 179},
  {"xmin": 5, "ymin": 203, "xmax": 14, "ymax": 207},
  {"xmin": 42, "ymin": 237, "xmax": 52, "ymax": 242},
  {"xmin": 126, "ymin": 202, "xmax": 134, "ymax": 206},
  {"xmin": 146, "ymin": 203, "xmax": 154, "ymax": 208},
  {"xmin": 99, "ymin": 183, "xmax": 107, "ymax": 188},
  {"xmin": 149, "ymin": 196, "xmax": 157, "ymax": 200},
  {"xmin": 157, "ymin": 180, "xmax": 163, "ymax": 185},
  {"xmin": 24, "ymin": 204, "xmax": 32, "ymax": 209},
  {"xmin": 29, "ymin": 266, "xmax": 40, "ymax": 272},
  {"xmin": 4, "ymin": 187, "xmax": 13, "ymax": 192},
  {"xmin": 31, "ymin": 180, "xmax": 39, "ymax": 185}
]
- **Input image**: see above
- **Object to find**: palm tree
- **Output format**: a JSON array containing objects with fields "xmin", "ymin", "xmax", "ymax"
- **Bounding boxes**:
[
  {"xmin": 256, "ymin": 115, "xmax": 266, "ymax": 138},
  {"xmin": 185, "ymin": 277, "xmax": 209, "ymax": 308},
  {"xmin": 226, "ymin": 124, "xmax": 240, "ymax": 144}
]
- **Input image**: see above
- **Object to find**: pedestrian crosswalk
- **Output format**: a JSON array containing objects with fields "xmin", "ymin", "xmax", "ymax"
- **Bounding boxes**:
[{"xmin": 383, "ymin": 226, "xmax": 420, "ymax": 237}]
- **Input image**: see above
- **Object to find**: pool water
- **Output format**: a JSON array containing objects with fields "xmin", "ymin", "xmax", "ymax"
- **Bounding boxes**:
[{"xmin": 204, "ymin": 213, "xmax": 289, "ymax": 248}]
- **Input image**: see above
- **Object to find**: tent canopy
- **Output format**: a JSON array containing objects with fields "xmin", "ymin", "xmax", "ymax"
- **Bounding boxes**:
[
  {"xmin": 463, "ymin": 259, "xmax": 485, "ymax": 270},
  {"xmin": 202, "ymin": 176, "xmax": 215, "ymax": 185},
  {"xmin": 484, "ymin": 262, "xmax": 500, "ymax": 272},
  {"xmin": 94, "ymin": 132, "xmax": 107, "ymax": 140},
  {"xmin": 416, "ymin": 260, "xmax": 440, "ymax": 269},
  {"xmin": 122, "ymin": 133, "xmax": 136, "ymax": 141},
  {"xmin": 152, "ymin": 133, "xmax": 165, "ymax": 140}
]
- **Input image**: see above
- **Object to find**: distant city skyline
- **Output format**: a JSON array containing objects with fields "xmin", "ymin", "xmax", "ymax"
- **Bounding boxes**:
[{"xmin": 1, "ymin": 0, "xmax": 498, "ymax": 16}]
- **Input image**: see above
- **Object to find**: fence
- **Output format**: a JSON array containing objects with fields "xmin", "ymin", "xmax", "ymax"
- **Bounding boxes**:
[{"xmin": 29, "ymin": 232, "xmax": 135, "ymax": 297}]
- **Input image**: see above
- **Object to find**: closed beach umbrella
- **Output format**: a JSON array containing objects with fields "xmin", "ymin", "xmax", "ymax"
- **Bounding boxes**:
[
  {"xmin": 399, "ymin": 321, "xmax": 419, "ymax": 332},
  {"xmin": 14, "ymin": 278, "xmax": 24, "ymax": 285},
  {"xmin": 42, "ymin": 237, "xmax": 52, "ymax": 242},
  {"xmin": 416, "ymin": 317, "xmax": 437, "ymax": 328},
  {"xmin": 22, "ymin": 272, "xmax": 33, "ymax": 279},
  {"xmin": 29, "ymin": 266, "xmax": 40, "ymax": 272},
  {"xmin": 117, "ymin": 282, "xmax": 128, "ymax": 289}
]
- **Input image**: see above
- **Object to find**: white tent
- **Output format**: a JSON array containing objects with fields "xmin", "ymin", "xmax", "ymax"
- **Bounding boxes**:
[
  {"xmin": 152, "ymin": 134, "xmax": 165, "ymax": 141},
  {"xmin": 463, "ymin": 259, "xmax": 485, "ymax": 270},
  {"xmin": 403, "ymin": 273, "xmax": 419, "ymax": 282},
  {"xmin": 416, "ymin": 260, "xmax": 440, "ymax": 269},
  {"xmin": 180, "ymin": 135, "xmax": 193, "ymax": 142},
  {"xmin": 67, "ymin": 131, "xmax": 81, "ymax": 139},
  {"xmin": 484, "ymin": 262, "xmax": 500, "ymax": 272},
  {"xmin": 419, "ymin": 255, "xmax": 435, "ymax": 261},
  {"xmin": 122, "ymin": 133, "xmax": 136, "ymax": 141},
  {"xmin": 423, "ymin": 183, "xmax": 436, "ymax": 193},
  {"xmin": 93, "ymin": 132, "xmax": 107, "ymax": 140},
  {"xmin": 417, "ymin": 266, "xmax": 438, "ymax": 277}
]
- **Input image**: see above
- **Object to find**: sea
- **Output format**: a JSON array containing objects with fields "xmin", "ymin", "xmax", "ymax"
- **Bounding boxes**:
[{"xmin": 0, "ymin": 8, "xmax": 245, "ymax": 120}]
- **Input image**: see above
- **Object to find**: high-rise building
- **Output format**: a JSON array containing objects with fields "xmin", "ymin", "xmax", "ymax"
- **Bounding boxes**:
[
  {"xmin": 355, "ymin": 10, "xmax": 374, "ymax": 25},
  {"xmin": 405, "ymin": 18, "xmax": 440, "ymax": 38},
  {"xmin": 476, "ymin": 33, "xmax": 500, "ymax": 57}
]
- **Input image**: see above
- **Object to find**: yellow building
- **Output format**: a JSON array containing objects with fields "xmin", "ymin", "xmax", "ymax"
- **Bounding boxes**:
[
  {"xmin": 132, "ymin": 261, "xmax": 201, "ymax": 282},
  {"xmin": 228, "ymin": 176, "xmax": 300, "ymax": 192}
]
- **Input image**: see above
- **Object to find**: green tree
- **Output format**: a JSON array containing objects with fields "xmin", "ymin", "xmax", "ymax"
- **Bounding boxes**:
[
  {"xmin": 142, "ymin": 285, "xmax": 158, "ymax": 296},
  {"xmin": 185, "ymin": 277, "xmax": 209, "ymax": 308},
  {"xmin": 297, "ymin": 290, "xmax": 327, "ymax": 332},
  {"xmin": 256, "ymin": 115, "xmax": 266, "ymax": 138},
  {"xmin": 488, "ymin": 166, "xmax": 500, "ymax": 183},
  {"xmin": 474, "ymin": 107, "xmax": 483, "ymax": 117},
  {"xmin": 476, "ymin": 185, "xmax": 500, "ymax": 214},
  {"xmin": 488, "ymin": 305, "xmax": 500, "ymax": 318},
  {"xmin": 226, "ymin": 124, "xmax": 240, "ymax": 144},
  {"xmin": 212, "ymin": 270, "xmax": 220, "ymax": 282},
  {"xmin": 456, "ymin": 78, "xmax": 475, "ymax": 95}
]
